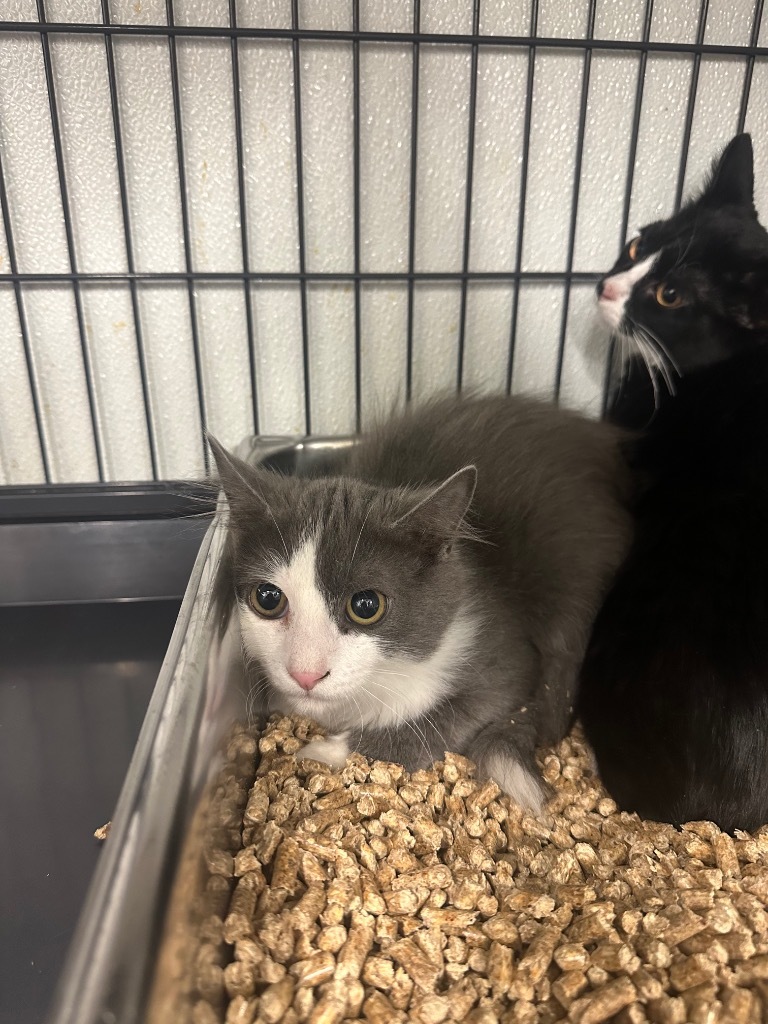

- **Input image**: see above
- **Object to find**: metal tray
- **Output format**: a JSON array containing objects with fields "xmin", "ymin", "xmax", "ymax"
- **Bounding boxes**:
[{"xmin": 47, "ymin": 436, "xmax": 355, "ymax": 1024}]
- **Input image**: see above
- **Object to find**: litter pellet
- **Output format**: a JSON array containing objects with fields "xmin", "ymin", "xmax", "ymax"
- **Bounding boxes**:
[{"xmin": 151, "ymin": 715, "xmax": 768, "ymax": 1023}]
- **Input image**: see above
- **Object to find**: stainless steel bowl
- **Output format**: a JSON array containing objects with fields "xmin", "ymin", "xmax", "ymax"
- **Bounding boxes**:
[{"xmin": 48, "ymin": 437, "xmax": 356, "ymax": 1024}]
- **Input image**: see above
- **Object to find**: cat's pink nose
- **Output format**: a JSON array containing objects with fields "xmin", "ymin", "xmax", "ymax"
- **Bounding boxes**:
[
  {"xmin": 290, "ymin": 669, "xmax": 328, "ymax": 691},
  {"xmin": 599, "ymin": 279, "xmax": 619, "ymax": 302}
]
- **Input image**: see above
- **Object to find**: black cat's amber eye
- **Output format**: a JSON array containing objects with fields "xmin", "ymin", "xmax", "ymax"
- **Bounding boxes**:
[
  {"xmin": 249, "ymin": 582, "xmax": 288, "ymax": 618},
  {"xmin": 346, "ymin": 590, "xmax": 387, "ymax": 626},
  {"xmin": 627, "ymin": 237, "xmax": 640, "ymax": 261},
  {"xmin": 655, "ymin": 283, "xmax": 683, "ymax": 309}
]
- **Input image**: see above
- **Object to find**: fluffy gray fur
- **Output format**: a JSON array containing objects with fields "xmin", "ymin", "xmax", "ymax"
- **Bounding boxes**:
[{"xmin": 211, "ymin": 395, "xmax": 632, "ymax": 810}]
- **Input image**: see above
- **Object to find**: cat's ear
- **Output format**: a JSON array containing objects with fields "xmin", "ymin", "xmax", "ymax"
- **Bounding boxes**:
[
  {"xmin": 700, "ymin": 134, "xmax": 755, "ymax": 211},
  {"xmin": 207, "ymin": 434, "xmax": 280, "ymax": 517},
  {"xmin": 392, "ymin": 466, "xmax": 477, "ymax": 552}
]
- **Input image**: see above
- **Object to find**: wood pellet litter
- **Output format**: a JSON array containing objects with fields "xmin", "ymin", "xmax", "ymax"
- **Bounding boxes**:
[{"xmin": 157, "ymin": 715, "xmax": 768, "ymax": 1024}]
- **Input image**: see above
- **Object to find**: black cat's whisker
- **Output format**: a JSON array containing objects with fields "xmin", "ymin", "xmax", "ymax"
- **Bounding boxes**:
[
  {"xmin": 620, "ymin": 333, "xmax": 634, "ymax": 398},
  {"xmin": 640, "ymin": 330, "xmax": 676, "ymax": 396},
  {"xmin": 646, "ymin": 359, "xmax": 663, "ymax": 412},
  {"xmin": 638, "ymin": 332, "xmax": 670, "ymax": 392},
  {"xmin": 623, "ymin": 308, "xmax": 680, "ymax": 399},
  {"xmin": 610, "ymin": 331, "xmax": 630, "ymax": 407},
  {"xmin": 625, "ymin": 318, "xmax": 673, "ymax": 410},
  {"xmin": 642, "ymin": 325, "xmax": 682, "ymax": 381},
  {"xmin": 621, "ymin": 333, "xmax": 631, "ymax": 376},
  {"xmin": 634, "ymin": 335, "xmax": 661, "ymax": 412}
]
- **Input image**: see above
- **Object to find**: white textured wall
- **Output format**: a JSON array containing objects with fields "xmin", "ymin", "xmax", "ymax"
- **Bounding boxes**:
[{"xmin": 0, "ymin": 0, "xmax": 765, "ymax": 483}]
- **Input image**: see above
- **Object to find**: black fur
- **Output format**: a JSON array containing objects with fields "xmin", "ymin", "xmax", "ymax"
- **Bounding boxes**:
[{"xmin": 580, "ymin": 135, "xmax": 768, "ymax": 832}]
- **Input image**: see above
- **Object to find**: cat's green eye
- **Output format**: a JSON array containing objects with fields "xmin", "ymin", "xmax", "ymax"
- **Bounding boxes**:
[
  {"xmin": 249, "ymin": 582, "xmax": 288, "ymax": 618},
  {"xmin": 655, "ymin": 283, "xmax": 683, "ymax": 309},
  {"xmin": 346, "ymin": 590, "xmax": 387, "ymax": 626},
  {"xmin": 627, "ymin": 237, "xmax": 640, "ymax": 261}
]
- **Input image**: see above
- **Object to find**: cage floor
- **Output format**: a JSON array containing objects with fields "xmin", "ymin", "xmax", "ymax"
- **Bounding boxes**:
[{"xmin": 0, "ymin": 600, "xmax": 179, "ymax": 1024}]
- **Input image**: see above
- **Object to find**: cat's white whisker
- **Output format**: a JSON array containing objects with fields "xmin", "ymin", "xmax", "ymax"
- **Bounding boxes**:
[
  {"xmin": 645, "ymin": 334, "xmax": 676, "ymax": 396},
  {"xmin": 346, "ymin": 503, "xmax": 374, "ymax": 582},
  {"xmin": 629, "ymin": 329, "xmax": 661, "ymax": 411},
  {"xmin": 360, "ymin": 684, "xmax": 433, "ymax": 764},
  {"xmin": 642, "ymin": 325, "xmax": 682, "ymax": 383},
  {"xmin": 620, "ymin": 332, "xmax": 629, "ymax": 375},
  {"xmin": 245, "ymin": 678, "xmax": 269, "ymax": 726},
  {"xmin": 368, "ymin": 676, "xmax": 452, "ymax": 756},
  {"xmin": 621, "ymin": 308, "xmax": 680, "ymax": 408},
  {"xmin": 268, "ymin": 508, "xmax": 290, "ymax": 563},
  {"xmin": 349, "ymin": 692, "xmax": 365, "ymax": 755},
  {"xmin": 422, "ymin": 711, "xmax": 452, "ymax": 757},
  {"xmin": 640, "ymin": 333, "xmax": 671, "ymax": 394}
]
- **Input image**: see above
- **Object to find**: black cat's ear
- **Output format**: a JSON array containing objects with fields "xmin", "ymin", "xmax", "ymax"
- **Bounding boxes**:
[
  {"xmin": 207, "ymin": 434, "xmax": 280, "ymax": 517},
  {"xmin": 392, "ymin": 466, "xmax": 477, "ymax": 551},
  {"xmin": 700, "ymin": 134, "xmax": 755, "ymax": 210}
]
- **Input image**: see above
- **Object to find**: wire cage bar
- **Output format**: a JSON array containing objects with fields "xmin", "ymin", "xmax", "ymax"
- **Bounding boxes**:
[{"xmin": 0, "ymin": 0, "xmax": 765, "ymax": 485}]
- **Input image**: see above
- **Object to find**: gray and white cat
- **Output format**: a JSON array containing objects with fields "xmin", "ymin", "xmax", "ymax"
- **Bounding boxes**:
[{"xmin": 210, "ymin": 396, "xmax": 632, "ymax": 811}]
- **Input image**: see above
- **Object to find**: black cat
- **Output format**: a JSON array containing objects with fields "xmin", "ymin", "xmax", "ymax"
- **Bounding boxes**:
[{"xmin": 579, "ymin": 134, "xmax": 768, "ymax": 833}]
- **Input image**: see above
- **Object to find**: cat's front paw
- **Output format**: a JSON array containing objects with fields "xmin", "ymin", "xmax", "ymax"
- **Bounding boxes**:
[{"xmin": 296, "ymin": 734, "xmax": 350, "ymax": 770}]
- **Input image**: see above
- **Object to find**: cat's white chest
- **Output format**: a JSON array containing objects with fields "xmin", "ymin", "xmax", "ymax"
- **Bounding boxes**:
[{"xmin": 354, "ymin": 614, "xmax": 481, "ymax": 727}]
